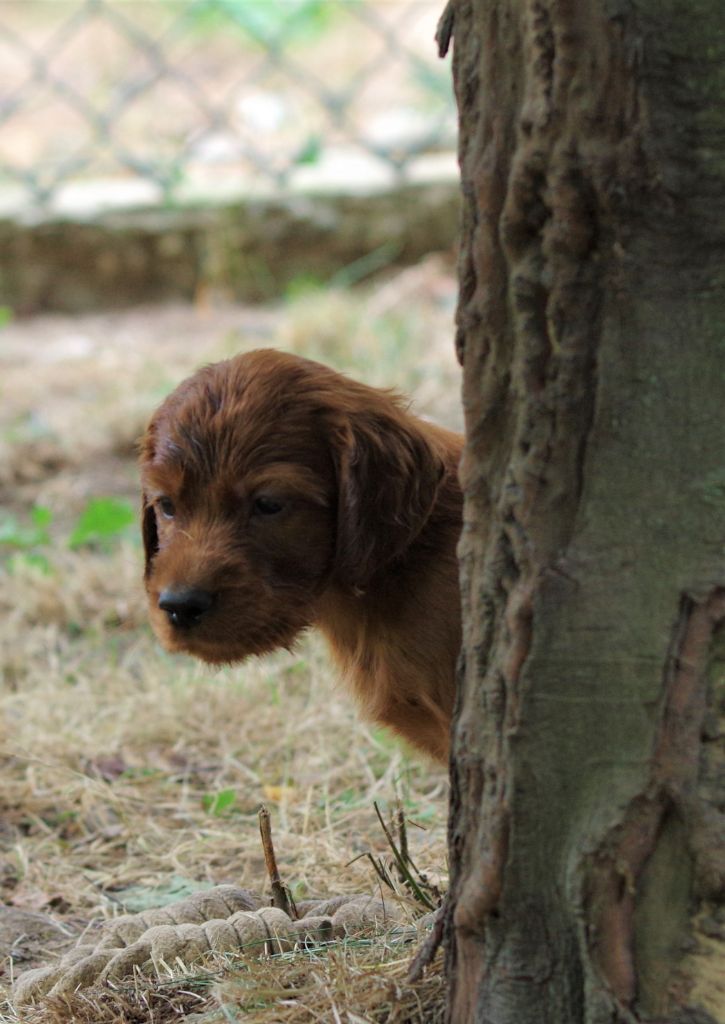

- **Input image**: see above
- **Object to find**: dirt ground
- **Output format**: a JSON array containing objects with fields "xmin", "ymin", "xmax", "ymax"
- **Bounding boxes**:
[{"xmin": 0, "ymin": 257, "xmax": 459, "ymax": 1023}]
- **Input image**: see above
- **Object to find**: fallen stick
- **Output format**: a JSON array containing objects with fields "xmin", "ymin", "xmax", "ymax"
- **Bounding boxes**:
[{"xmin": 258, "ymin": 804, "xmax": 296, "ymax": 919}]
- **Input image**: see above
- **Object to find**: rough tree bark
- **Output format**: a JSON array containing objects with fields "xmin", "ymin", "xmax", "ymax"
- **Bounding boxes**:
[{"xmin": 444, "ymin": 1, "xmax": 725, "ymax": 1022}]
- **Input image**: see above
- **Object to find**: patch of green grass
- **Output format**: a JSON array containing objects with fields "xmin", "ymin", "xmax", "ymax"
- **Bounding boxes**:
[
  {"xmin": 7, "ymin": 551, "xmax": 51, "ymax": 574},
  {"xmin": 202, "ymin": 788, "xmax": 238, "ymax": 816},
  {"xmin": 284, "ymin": 273, "xmax": 326, "ymax": 301},
  {"xmin": 114, "ymin": 875, "xmax": 216, "ymax": 912},
  {"xmin": 329, "ymin": 787, "xmax": 367, "ymax": 812},
  {"xmin": 1, "ymin": 506, "xmax": 53, "ymax": 574},
  {"xmin": 0, "ymin": 504, "xmax": 52, "ymax": 549},
  {"xmin": 1, "ymin": 498, "xmax": 136, "ymax": 569}
]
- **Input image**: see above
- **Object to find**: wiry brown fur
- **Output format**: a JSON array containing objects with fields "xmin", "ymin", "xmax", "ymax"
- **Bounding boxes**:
[{"xmin": 140, "ymin": 349, "xmax": 463, "ymax": 762}]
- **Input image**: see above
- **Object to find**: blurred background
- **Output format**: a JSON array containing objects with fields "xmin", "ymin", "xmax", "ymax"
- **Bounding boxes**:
[
  {"xmin": 1, "ymin": 0, "xmax": 456, "ymax": 201},
  {"xmin": 0, "ymin": 0, "xmax": 459, "ymax": 310},
  {"xmin": 0, "ymin": 4, "xmax": 459, "ymax": 1019}
]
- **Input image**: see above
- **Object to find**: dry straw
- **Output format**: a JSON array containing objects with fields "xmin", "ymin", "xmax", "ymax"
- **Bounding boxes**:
[{"xmin": 1, "ymin": 261, "xmax": 458, "ymax": 1022}]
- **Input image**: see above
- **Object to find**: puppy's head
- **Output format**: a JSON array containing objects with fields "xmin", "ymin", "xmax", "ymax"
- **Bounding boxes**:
[{"xmin": 140, "ymin": 349, "xmax": 444, "ymax": 664}]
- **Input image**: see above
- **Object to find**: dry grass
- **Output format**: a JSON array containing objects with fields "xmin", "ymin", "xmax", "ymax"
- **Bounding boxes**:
[
  {"xmin": 15, "ymin": 939, "xmax": 446, "ymax": 1024},
  {"xmin": 0, "ymin": 258, "xmax": 458, "ymax": 1023}
]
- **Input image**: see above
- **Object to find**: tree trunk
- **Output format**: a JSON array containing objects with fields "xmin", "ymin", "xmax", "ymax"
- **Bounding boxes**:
[{"xmin": 445, "ymin": 2, "xmax": 725, "ymax": 1022}]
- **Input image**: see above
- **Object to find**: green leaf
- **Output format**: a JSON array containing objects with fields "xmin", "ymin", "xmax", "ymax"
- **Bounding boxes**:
[
  {"xmin": 69, "ymin": 498, "xmax": 135, "ymax": 549},
  {"xmin": 202, "ymin": 788, "xmax": 237, "ymax": 816},
  {"xmin": 294, "ymin": 134, "xmax": 322, "ymax": 167},
  {"xmin": 31, "ymin": 505, "xmax": 53, "ymax": 529},
  {"xmin": 288, "ymin": 879, "xmax": 308, "ymax": 902}
]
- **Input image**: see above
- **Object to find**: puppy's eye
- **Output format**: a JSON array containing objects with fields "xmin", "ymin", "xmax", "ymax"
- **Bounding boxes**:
[
  {"xmin": 157, "ymin": 497, "xmax": 175, "ymax": 519},
  {"xmin": 252, "ymin": 496, "xmax": 283, "ymax": 516}
]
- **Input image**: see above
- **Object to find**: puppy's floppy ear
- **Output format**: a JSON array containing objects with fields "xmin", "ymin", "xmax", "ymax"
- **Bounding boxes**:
[
  {"xmin": 141, "ymin": 495, "xmax": 158, "ymax": 581},
  {"xmin": 333, "ymin": 407, "xmax": 445, "ymax": 588}
]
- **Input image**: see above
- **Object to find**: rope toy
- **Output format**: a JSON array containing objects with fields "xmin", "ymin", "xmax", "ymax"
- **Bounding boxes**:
[{"xmin": 13, "ymin": 886, "xmax": 404, "ymax": 1005}]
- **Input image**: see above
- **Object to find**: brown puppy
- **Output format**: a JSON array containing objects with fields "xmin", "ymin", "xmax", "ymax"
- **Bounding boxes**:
[{"xmin": 140, "ymin": 350, "xmax": 463, "ymax": 762}]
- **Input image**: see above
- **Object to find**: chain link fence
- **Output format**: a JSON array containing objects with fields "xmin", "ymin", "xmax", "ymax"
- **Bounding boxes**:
[{"xmin": 0, "ymin": 0, "xmax": 456, "ymax": 211}]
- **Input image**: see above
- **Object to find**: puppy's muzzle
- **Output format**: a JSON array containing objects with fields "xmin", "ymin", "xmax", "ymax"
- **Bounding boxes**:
[{"xmin": 158, "ymin": 587, "xmax": 214, "ymax": 630}]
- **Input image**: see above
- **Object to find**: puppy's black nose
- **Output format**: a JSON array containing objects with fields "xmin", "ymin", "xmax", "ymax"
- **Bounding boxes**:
[{"xmin": 158, "ymin": 588, "xmax": 214, "ymax": 629}]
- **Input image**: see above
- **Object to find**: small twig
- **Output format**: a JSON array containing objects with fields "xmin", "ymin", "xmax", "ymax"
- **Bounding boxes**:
[
  {"xmin": 401, "ymin": 848, "xmax": 442, "ymax": 904},
  {"xmin": 395, "ymin": 806, "xmax": 443, "ymax": 903},
  {"xmin": 258, "ymin": 805, "xmax": 295, "ymax": 919},
  {"xmin": 365, "ymin": 852, "xmax": 396, "ymax": 892},
  {"xmin": 345, "ymin": 851, "xmax": 370, "ymax": 868},
  {"xmin": 396, "ymin": 802, "xmax": 409, "ymax": 884},
  {"xmin": 406, "ymin": 898, "xmax": 447, "ymax": 983},
  {"xmin": 373, "ymin": 802, "xmax": 436, "ymax": 911}
]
